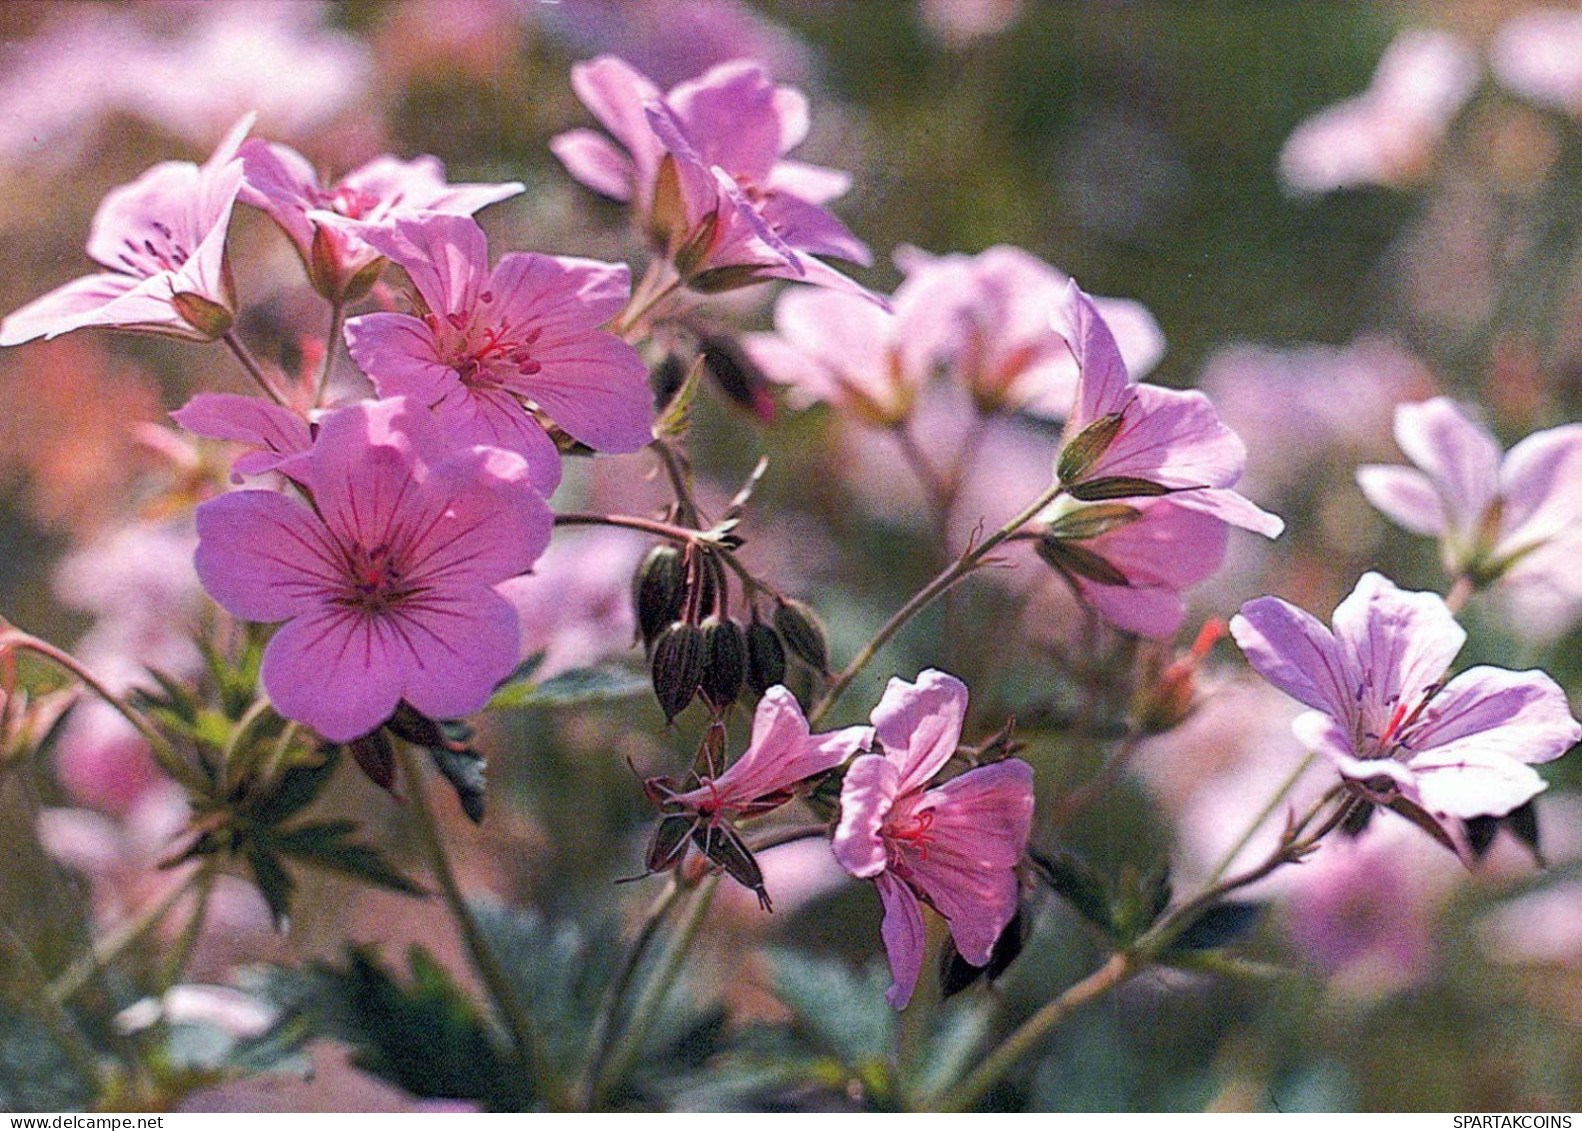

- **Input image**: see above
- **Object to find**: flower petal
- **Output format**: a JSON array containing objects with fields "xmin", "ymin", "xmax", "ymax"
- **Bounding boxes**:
[
  {"xmin": 832, "ymin": 753, "xmax": 898, "ymax": 879},
  {"xmin": 1407, "ymin": 665, "xmax": 1581, "ymax": 768},
  {"xmin": 877, "ymin": 872, "xmax": 926, "ymax": 1010},
  {"xmin": 871, "ymin": 669, "xmax": 969, "ymax": 795},
  {"xmin": 713, "ymin": 686, "xmax": 869, "ymax": 805},
  {"xmin": 1357, "ymin": 464, "xmax": 1448, "ymax": 536},
  {"xmin": 1230, "ymin": 597, "xmax": 1354, "ymax": 719},
  {"xmin": 194, "ymin": 491, "xmax": 339, "ymax": 623},
  {"xmin": 261, "ymin": 607, "xmax": 405, "ymax": 743},
  {"xmin": 1393, "ymin": 398, "xmax": 1500, "ymax": 539},
  {"xmin": 1331, "ymin": 572, "xmax": 1463, "ymax": 727}
]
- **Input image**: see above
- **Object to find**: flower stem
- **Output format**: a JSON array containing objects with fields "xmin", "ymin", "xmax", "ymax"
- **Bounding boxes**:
[
  {"xmin": 1445, "ymin": 575, "xmax": 1474, "ymax": 615},
  {"xmin": 937, "ymin": 952, "xmax": 1132, "ymax": 1112},
  {"xmin": 316, "ymin": 300, "xmax": 345, "ymax": 407},
  {"xmin": 1, "ymin": 921, "xmax": 105, "ymax": 1094},
  {"xmin": 810, "ymin": 481, "xmax": 1066, "ymax": 725},
  {"xmin": 0, "ymin": 626, "xmax": 203, "ymax": 794},
  {"xmin": 554, "ymin": 511, "xmax": 707, "ymax": 545},
  {"xmin": 220, "ymin": 330, "xmax": 289, "ymax": 406},
  {"xmin": 591, "ymin": 874, "xmax": 719, "ymax": 1108},
  {"xmin": 1202, "ymin": 752, "xmax": 1315, "ymax": 887},
  {"xmin": 397, "ymin": 746, "xmax": 568, "ymax": 1111}
]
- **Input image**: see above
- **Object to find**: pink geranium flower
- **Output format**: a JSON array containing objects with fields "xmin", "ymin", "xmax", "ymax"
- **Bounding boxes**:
[
  {"xmin": 552, "ymin": 56, "xmax": 876, "ymax": 301},
  {"xmin": 1357, "ymin": 397, "xmax": 1582, "ymax": 594},
  {"xmin": 1492, "ymin": 8, "xmax": 1582, "ymax": 117},
  {"xmin": 1279, "ymin": 29, "xmax": 1478, "ymax": 194},
  {"xmin": 832, "ymin": 670, "xmax": 1034, "ymax": 1008},
  {"xmin": 170, "ymin": 393, "xmax": 313, "ymax": 481},
  {"xmin": 342, "ymin": 213, "xmax": 650, "ymax": 483},
  {"xmin": 1054, "ymin": 282, "xmax": 1284, "ymax": 538},
  {"xmin": 1230, "ymin": 572, "xmax": 1580, "ymax": 830},
  {"xmin": 193, "ymin": 397, "xmax": 553, "ymax": 742},
  {"xmin": 240, "ymin": 142, "xmax": 523, "ymax": 300},
  {"xmin": 0, "ymin": 116, "xmax": 253, "ymax": 346}
]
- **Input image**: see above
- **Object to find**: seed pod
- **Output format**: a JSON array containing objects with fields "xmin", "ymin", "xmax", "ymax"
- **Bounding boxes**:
[
  {"xmin": 693, "ymin": 822, "xmax": 771, "ymax": 911},
  {"xmin": 774, "ymin": 598, "xmax": 829, "ymax": 673},
  {"xmin": 633, "ymin": 545, "xmax": 687, "ymax": 650},
  {"xmin": 700, "ymin": 618, "xmax": 746, "ymax": 711},
  {"xmin": 651, "ymin": 621, "xmax": 705, "ymax": 722},
  {"xmin": 745, "ymin": 618, "xmax": 787, "ymax": 694}
]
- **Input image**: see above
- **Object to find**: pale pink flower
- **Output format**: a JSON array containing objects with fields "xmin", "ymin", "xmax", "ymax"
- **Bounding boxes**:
[
  {"xmin": 920, "ymin": 0, "xmax": 1025, "ymax": 47},
  {"xmin": 1231, "ymin": 572, "xmax": 1581, "ymax": 829},
  {"xmin": 0, "ymin": 116, "xmax": 252, "ymax": 345},
  {"xmin": 1279, "ymin": 29, "xmax": 1478, "ymax": 194},
  {"xmin": 194, "ymin": 397, "xmax": 553, "ymax": 742},
  {"xmin": 240, "ymin": 142, "xmax": 523, "ymax": 300},
  {"xmin": 1055, "ymin": 282, "xmax": 1284, "ymax": 538},
  {"xmin": 495, "ymin": 528, "xmax": 645, "ymax": 681},
  {"xmin": 553, "ymin": 56, "xmax": 876, "ymax": 301},
  {"xmin": 832, "ymin": 670, "xmax": 1034, "ymax": 1008},
  {"xmin": 342, "ymin": 214, "xmax": 650, "ymax": 480},
  {"xmin": 1358, "ymin": 398, "xmax": 1582, "ymax": 600},
  {"xmin": 1492, "ymin": 8, "xmax": 1582, "ymax": 116},
  {"xmin": 170, "ymin": 393, "xmax": 313, "ymax": 482}
]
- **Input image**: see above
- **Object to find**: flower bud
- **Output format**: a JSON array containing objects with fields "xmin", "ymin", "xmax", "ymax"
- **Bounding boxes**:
[
  {"xmin": 633, "ymin": 545, "xmax": 688, "ymax": 650},
  {"xmin": 651, "ymin": 621, "xmax": 705, "ymax": 722},
  {"xmin": 1130, "ymin": 618, "xmax": 1224, "ymax": 735},
  {"xmin": 745, "ymin": 617, "xmax": 787, "ymax": 695},
  {"xmin": 700, "ymin": 617, "xmax": 746, "ymax": 711},
  {"xmin": 774, "ymin": 598, "xmax": 830, "ymax": 673},
  {"xmin": 645, "ymin": 813, "xmax": 695, "ymax": 874}
]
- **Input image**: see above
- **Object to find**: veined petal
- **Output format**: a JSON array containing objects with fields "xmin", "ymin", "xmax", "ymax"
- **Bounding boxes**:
[
  {"xmin": 1406, "ymin": 665, "xmax": 1581, "ymax": 767},
  {"xmin": 260, "ymin": 607, "xmax": 404, "ymax": 743},
  {"xmin": 391, "ymin": 586, "xmax": 523, "ymax": 723},
  {"xmin": 344, "ymin": 312, "xmax": 457, "ymax": 405},
  {"xmin": 1410, "ymin": 750, "xmax": 1548, "ymax": 819},
  {"xmin": 876, "ymin": 872, "xmax": 926, "ymax": 1009},
  {"xmin": 1230, "ymin": 597, "xmax": 1354, "ymax": 720},
  {"xmin": 351, "ymin": 213, "xmax": 488, "ymax": 320},
  {"xmin": 1331, "ymin": 572, "xmax": 1464, "ymax": 728},
  {"xmin": 0, "ymin": 273, "xmax": 143, "ymax": 345},
  {"xmin": 1056, "ymin": 281, "xmax": 1132, "ymax": 424},
  {"xmin": 172, "ymin": 393, "xmax": 311, "ymax": 475},
  {"xmin": 1498, "ymin": 423, "xmax": 1582, "ymax": 549},
  {"xmin": 711, "ymin": 686, "xmax": 869, "ymax": 805},
  {"xmin": 1394, "ymin": 398, "xmax": 1500, "ymax": 538},
  {"xmin": 549, "ymin": 129, "xmax": 636, "ymax": 201},
  {"xmin": 194, "ymin": 491, "xmax": 340, "ymax": 622},
  {"xmin": 832, "ymin": 753, "xmax": 899, "ymax": 879},
  {"xmin": 1357, "ymin": 464, "xmax": 1448, "ymax": 536},
  {"xmin": 871, "ymin": 669, "xmax": 969, "ymax": 794}
]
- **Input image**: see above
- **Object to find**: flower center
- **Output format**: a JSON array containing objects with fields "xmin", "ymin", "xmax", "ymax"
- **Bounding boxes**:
[
  {"xmin": 1358, "ymin": 680, "xmax": 1444, "ymax": 759},
  {"xmin": 335, "ymin": 541, "xmax": 416, "ymax": 613},
  {"xmin": 327, "ymin": 184, "xmax": 385, "ymax": 220},
  {"xmin": 115, "ymin": 220, "xmax": 189, "ymax": 278},
  {"xmin": 883, "ymin": 807, "xmax": 936, "ymax": 865},
  {"xmin": 431, "ymin": 310, "xmax": 544, "ymax": 391}
]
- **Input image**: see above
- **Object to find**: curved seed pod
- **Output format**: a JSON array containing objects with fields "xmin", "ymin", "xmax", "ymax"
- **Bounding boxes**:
[
  {"xmin": 700, "ymin": 617, "xmax": 747, "ymax": 711},
  {"xmin": 774, "ymin": 598, "xmax": 830, "ymax": 673},
  {"xmin": 633, "ymin": 544, "xmax": 687, "ymax": 650},
  {"xmin": 651, "ymin": 621, "xmax": 705, "ymax": 723},
  {"xmin": 745, "ymin": 617, "xmax": 787, "ymax": 695}
]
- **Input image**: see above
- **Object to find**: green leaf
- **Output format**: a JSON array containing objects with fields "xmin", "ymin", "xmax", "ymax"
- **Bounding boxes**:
[
  {"xmin": 651, "ymin": 356, "xmax": 705, "ymax": 441},
  {"xmin": 271, "ymin": 820, "xmax": 426, "ymax": 897},
  {"xmin": 909, "ymin": 1000, "xmax": 990, "ymax": 1100},
  {"xmin": 430, "ymin": 744, "xmax": 488, "ymax": 824},
  {"xmin": 244, "ymin": 842, "xmax": 296, "ymax": 929},
  {"xmin": 767, "ymin": 949, "xmax": 895, "ymax": 1073},
  {"xmin": 1029, "ymin": 848, "xmax": 1114, "ymax": 933},
  {"xmin": 1163, "ymin": 901, "xmax": 1265, "ymax": 955},
  {"xmin": 1056, "ymin": 411, "xmax": 1125, "ymax": 484},
  {"xmin": 487, "ymin": 664, "xmax": 649, "ymax": 712},
  {"xmin": 0, "ymin": 1004, "xmax": 97, "ymax": 1112},
  {"xmin": 1065, "ymin": 476, "xmax": 1178, "ymax": 502}
]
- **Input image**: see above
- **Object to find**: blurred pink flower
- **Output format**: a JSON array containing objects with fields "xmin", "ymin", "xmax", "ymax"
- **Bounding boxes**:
[
  {"xmin": 1480, "ymin": 881, "xmax": 1582, "ymax": 965},
  {"xmin": 194, "ymin": 398, "xmax": 553, "ymax": 742},
  {"xmin": 895, "ymin": 245, "xmax": 1164, "ymax": 417},
  {"xmin": 919, "ymin": 0, "xmax": 1025, "ymax": 47},
  {"xmin": 240, "ymin": 143, "xmax": 523, "ymax": 301},
  {"xmin": 1492, "ymin": 8, "xmax": 1582, "ymax": 116},
  {"xmin": 1358, "ymin": 398, "xmax": 1582, "ymax": 598},
  {"xmin": 1279, "ymin": 29, "xmax": 1478, "ymax": 194},
  {"xmin": 1056, "ymin": 282, "xmax": 1283, "ymax": 538},
  {"xmin": 833, "ymin": 670, "xmax": 1034, "ymax": 1008},
  {"xmin": 553, "ymin": 56, "xmax": 875, "ymax": 301},
  {"xmin": 1231, "ymin": 572, "xmax": 1581, "ymax": 828},
  {"xmin": 343, "ymin": 214, "xmax": 650, "ymax": 478},
  {"xmin": 171, "ymin": 393, "xmax": 312, "ymax": 482},
  {"xmin": 0, "ymin": 116, "xmax": 252, "ymax": 345},
  {"xmin": 495, "ymin": 528, "xmax": 645, "ymax": 681}
]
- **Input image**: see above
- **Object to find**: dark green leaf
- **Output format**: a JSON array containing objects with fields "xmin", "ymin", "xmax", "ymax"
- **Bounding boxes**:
[
  {"xmin": 252, "ymin": 744, "xmax": 341, "ymax": 826},
  {"xmin": 271, "ymin": 821, "xmax": 426, "ymax": 897},
  {"xmin": 489, "ymin": 664, "xmax": 649, "ymax": 712},
  {"xmin": 1030, "ymin": 848, "xmax": 1114, "ymax": 932},
  {"xmin": 651, "ymin": 356, "xmax": 705, "ymax": 440},
  {"xmin": 430, "ymin": 744, "xmax": 488, "ymax": 824},
  {"xmin": 1164, "ymin": 901, "xmax": 1266, "ymax": 954},
  {"xmin": 245, "ymin": 842, "xmax": 296, "ymax": 928}
]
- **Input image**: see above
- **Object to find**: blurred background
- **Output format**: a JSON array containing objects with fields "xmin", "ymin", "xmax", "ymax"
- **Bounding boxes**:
[{"xmin": 1, "ymin": 0, "xmax": 1581, "ymax": 1112}]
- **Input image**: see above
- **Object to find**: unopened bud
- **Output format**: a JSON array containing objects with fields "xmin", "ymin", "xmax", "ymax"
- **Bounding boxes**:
[
  {"xmin": 651, "ymin": 621, "xmax": 705, "ymax": 722},
  {"xmin": 634, "ymin": 545, "xmax": 688, "ymax": 650},
  {"xmin": 774, "ymin": 598, "xmax": 829, "ymax": 673},
  {"xmin": 700, "ymin": 617, "xmax": 746, "ymax": 711},
  {"xmin": 745, "ymin": 618, "xmax": 787, "ymax": 695},
  {"xmin": 1131, "ymin": 618, "xmax": 1224, "ymax": 735}
]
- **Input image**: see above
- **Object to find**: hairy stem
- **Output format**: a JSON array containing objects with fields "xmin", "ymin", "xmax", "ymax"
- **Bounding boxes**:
[
  {"xmin": 398, "ymin": 746, "xmax": 568, "ymax": 1110},
  {"xmin": 811, "ymin": 480, "xmax": 1066, "ymax": 725}
]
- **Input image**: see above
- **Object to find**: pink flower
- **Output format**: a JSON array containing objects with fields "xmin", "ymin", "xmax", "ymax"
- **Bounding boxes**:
[
  {"xmin": 193, "ymin": 397, "xmax": 553, "ymax": 742},
  {"xmin": 1230, "ymin": 572, "xmax": 1581, "ymax": 829},
  {"xmin": 832, "ymin": 671, "xmax": 1034, "ymax": 1008},
  {"xmin": 1037, "ymin": 497, "xmax": 1231, "ymax": 639},
  {"xmin": 552, "ymin": 56, "xmax": 876, "ymax": 301},
  {"xmin": 240, "ymin": 142, "xmax": 523, "ymax": 300},
  {"xmin": 342, "ymin": 214, "xmax": 650, "ymax": 481},
  {"xmin": 1279, "ymin": 29, "xmax": 1478, "ymax": 194},
  {"xmin": 0, "ymin": 116, "xmax": 253, "ymax": 346},
  {"xmin": 170, "ymin": 393, "xmax": 312, "ymax": 481},
  {"xmin": 1055, "ymin": 282, "xmax": 1284, "ymax": 538},
  {"xmin": 1357, "ymin": 398, "xmax": 1582, "ymax": 596},
  {"xmin": 495, "ymin": 528, "xmax": 645, "ymax": 681},
  {"xmin": 1492, "ymin": 8, "xmax": 1582, "ymax": 117},
  {"xmin": 894, "ymin": 245, "xmax": 1164, "ymax": 417}
]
